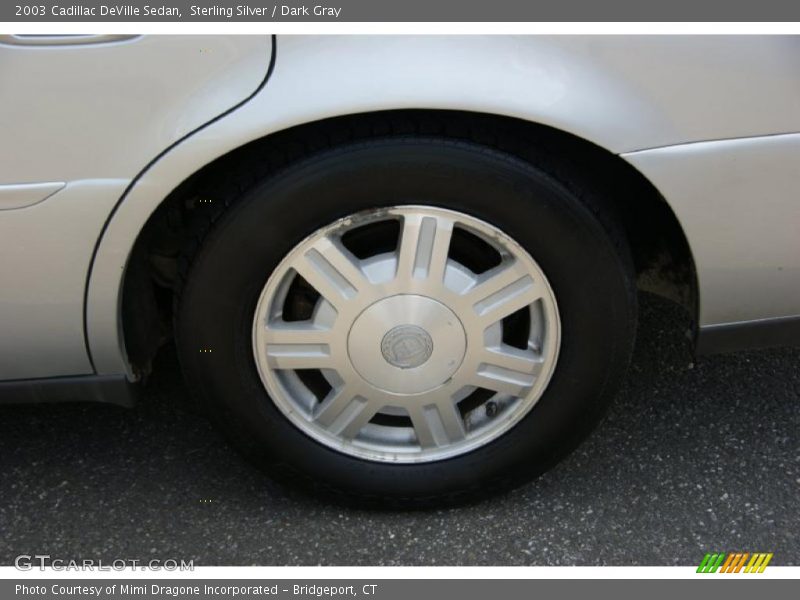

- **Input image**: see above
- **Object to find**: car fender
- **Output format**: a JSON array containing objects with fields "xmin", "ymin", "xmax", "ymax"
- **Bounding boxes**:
[{"xmin": 86, "ymin": 35, "xmax": 800, "ymax": 375}]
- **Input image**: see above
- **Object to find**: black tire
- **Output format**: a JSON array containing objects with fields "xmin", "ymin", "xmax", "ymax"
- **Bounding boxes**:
[{"xmin": 175, "ymin": 137, "xmax": 637, "ymax": 506}]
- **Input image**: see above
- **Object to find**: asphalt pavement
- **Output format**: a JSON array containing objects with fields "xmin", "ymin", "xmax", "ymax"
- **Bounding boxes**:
[{"xmin": 0, "ymin": 294, "xmax": 797, "ymax": 566}]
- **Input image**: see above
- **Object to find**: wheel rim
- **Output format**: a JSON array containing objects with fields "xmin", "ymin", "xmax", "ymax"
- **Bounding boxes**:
[{"xmin": 252, "ymin": 206, "xmax": 561, "ymax": 463}]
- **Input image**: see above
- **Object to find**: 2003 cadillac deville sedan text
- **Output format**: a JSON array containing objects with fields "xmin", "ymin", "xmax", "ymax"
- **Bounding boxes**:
[{"xmin": 1, "ymin": 34, "xmax": 798, "ymax": 504}]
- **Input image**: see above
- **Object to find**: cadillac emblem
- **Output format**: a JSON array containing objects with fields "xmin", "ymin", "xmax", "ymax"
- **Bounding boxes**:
[{"xmin": 380, "ymin": 325, "xmax": 434, "ymax": 369}]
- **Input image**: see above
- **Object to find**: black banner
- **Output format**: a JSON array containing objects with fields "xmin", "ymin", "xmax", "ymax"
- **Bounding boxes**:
[
  {"xmin": 4, "ymin": 579, "xmax": 798, "ymax": 600},
  {"xmin": 3, "ymin": 0, "xmax": 800, "ymax": 22}
]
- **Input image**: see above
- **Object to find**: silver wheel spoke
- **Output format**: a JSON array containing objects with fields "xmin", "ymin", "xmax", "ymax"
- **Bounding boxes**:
[
  {"xmin": 470, "ymin": 347, "xmax": 543, "ymax": 398},
  {"xmin": 294, "ymin": 237, "xmax": 369, "ymax": 307},
  {"xmin": 482, "ymin": 347, "xmax": 544, "ymax": 377},
  {"xmin": 264, "ymin": 326, "xmax": 332, "ymax": 345},
  {"xmin": 472, "ymin": 364, "xmax": 534, "ymax": 398},
  {"xmin": 264, "ymin": 326, "xmax": 334, "ymax": 369},
  {"xmin": 338, "ymin": 397, "xmax": 383, "ymax": 439},
  {"xmin": 467, "ymin": 263, "xmax": 543, "ymax": 326},
  {"xmin": 313, "ymin": 386, "xmax": 365, "ymax": 431},
  {"xmin": 396, "ymin": 214, "xmax": 454, "ymax": 284},
  {"xmin": 409, "ymin": 400, "xmax": 466, "ymax": 448},
  {"xmin": 266, "ymin": 345, "xmax": 332, "ymax": 370}
]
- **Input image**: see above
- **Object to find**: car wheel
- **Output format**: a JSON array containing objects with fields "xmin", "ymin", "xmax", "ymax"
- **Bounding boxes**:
[{"xmin": 176, "ymin": 137, "xmax": 636, "ymax": 505}]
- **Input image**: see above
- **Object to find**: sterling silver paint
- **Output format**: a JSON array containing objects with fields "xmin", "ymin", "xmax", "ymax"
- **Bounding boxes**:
[
  {"xmin": 83, "ymin": 35, "xmax": 800, "ymax": 376},
  {"xmin": 0, "ymin": 180, "xmax": 127, "ymax": 379},
  {"xmin": 0, "ymin": 34, "xmax": 269, "ymax": 182},
  {"xmin": 623, "ymin": 133, "xmax": 800, "ymax": 325},
  {"xmin": 0, "ymin": 35, "xmax": 798, "ymax": 381},
  {"xmin": 0, "ymin": 182, "xmax": 64, "ymax": 210},
  {"xmin": 0, "ymin": 35, "xmax": 271, "ymax": 380}
]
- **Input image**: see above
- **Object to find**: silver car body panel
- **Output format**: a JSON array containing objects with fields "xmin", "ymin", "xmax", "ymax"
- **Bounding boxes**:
[
  {"xmin": 0, "ymin": 182, "xmax": 65, "ymax": 210},
  {"xmin": 0, "ymin": 35, "xmax": 798, "ymax": 380},
  {"xmin": 622, "ymin": 133, "xmax": 800, "ymax": 326},
  {"xmin": 0, "ymin": 34, "xmax": 270, "ymax": 182},
  {"xmin": 0, "ymin": 35, "xmax": 271, "ymax": 380},
  {"xmin": 0, "ymin": 179, "xmax": 127, "ymax": 378}
]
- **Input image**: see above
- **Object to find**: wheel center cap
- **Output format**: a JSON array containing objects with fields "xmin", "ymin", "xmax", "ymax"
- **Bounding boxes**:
[
  {"xmin": 347, "ymin": 295, "xmax": 467, "ymax": 395},
  {"xmin": 381, "ymin": 325, "xmax": 434, "ymax": 369}
]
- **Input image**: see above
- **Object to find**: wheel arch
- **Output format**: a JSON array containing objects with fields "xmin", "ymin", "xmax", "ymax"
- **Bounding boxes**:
[{"xmin": 90, "ymin": 110, "xmax": 697, "ymax": 378}]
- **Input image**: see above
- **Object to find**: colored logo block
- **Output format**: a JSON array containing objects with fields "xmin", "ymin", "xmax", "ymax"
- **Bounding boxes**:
[{"xmin": 697, "ymin": 552, "xmax": 773, "ymax": 573}]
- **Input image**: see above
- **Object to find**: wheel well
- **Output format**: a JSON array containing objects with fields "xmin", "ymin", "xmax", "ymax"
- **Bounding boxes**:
[{"xmin": 121, "ymin": 110, "xmax": 697, "ymax": 377}]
